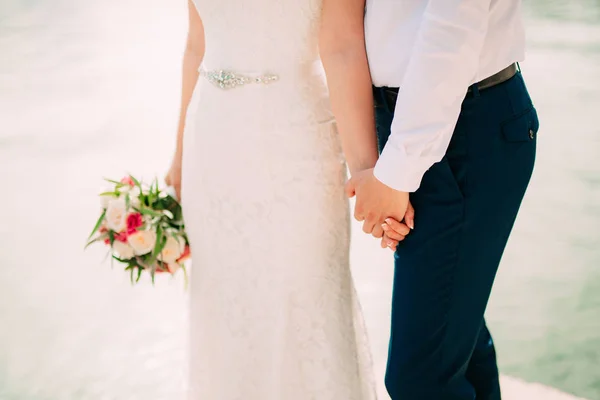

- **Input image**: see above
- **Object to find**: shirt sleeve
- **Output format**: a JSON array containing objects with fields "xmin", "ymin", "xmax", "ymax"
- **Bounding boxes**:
[{"xmin": 373, "ymin": 0, "xmax": 492, "ymax": 192}]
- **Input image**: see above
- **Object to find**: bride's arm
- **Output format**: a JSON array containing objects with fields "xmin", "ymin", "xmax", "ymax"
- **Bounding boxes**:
[
  {"xmin": 166, "ymin": 0, "xmax": 204, "ymax": 196},
  {"xmin": 173, "ymin": 0, "xmax": 205, "ymax": 159},
  {"xmin": 319, "ymin": 0, "xmax": 414, "ymax": 248},
  {"xmin": 319, "ymin": 0, "xmax": 377, "ymax": 175}
]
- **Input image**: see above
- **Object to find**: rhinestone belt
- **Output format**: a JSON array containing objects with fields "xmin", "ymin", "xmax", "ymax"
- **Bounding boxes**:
[{"xmin": 200, "ymin": 68, "xmax": 279, "ymax": 90}]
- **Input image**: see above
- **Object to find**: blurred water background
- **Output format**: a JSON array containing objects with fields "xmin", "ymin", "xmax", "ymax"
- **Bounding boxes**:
[{"xmin": 0, "ymin": 0, "xmax": 599, "ymax": 399}]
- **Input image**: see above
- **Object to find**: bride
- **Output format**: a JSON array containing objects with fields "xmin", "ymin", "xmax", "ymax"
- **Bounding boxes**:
[{"xmin": 165, "ymin": 0, "xmax": 411, "ymax": 398}]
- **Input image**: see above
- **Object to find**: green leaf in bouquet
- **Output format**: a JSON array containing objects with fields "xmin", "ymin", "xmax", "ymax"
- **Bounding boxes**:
[
  {"xmin": 128, "ymin": 174, "xmax": 142, "ymax": 190},
  {"xmin": 136, "ymin": 207, "xmax": 163, "ymax": 218},
  {"xmin": 103, "ymin": 178, "xmax": 127, "ymax": 189},
  {"xmin": 125, "ymin": 193, "xmax": 131, "ymax": 210},
  {"xmin": 134, "ymin": 256, "xmax": 146, "ymax": 270},
  {"xmin": 160, "ymin": 193, "xmax": 174, "ymax": 204},
  {"xmin": 142, "ymin": 259, "xmax": 157, "ymax": 285},
  {"xmin": 165, "ymin": 199, "xmax": 184, "ymax": 222},
  {"xmin": 128, "ymin": 263, "xmax": 143, "ymax": 285},
  {"xmin": 152, "ymin": 225, "xmax": 167, "ymax": 259},
  {"xmin": 156, "ymin": 197, "xmax": 182, "ymax": 223},
  {"xmin": 98, "ymin": 191, "xmax": 119, "ymax": 197},
  {"xmin": 112, "ymin": 255, "xmax": 130, "ymax": 264},
  {"xmin": 168, "ymin": 220, "xmax": 185, "ymax": 228},
  {"xmin": 88, "ymin": 209, "xmax": 106, "ymax": 240},
  {"xmin": 84, "ymin": 236, "xmax": 105, "ymax": 250},
  {"xmin": 181, "ymin": 264, "xmax": 189, "ymax": 290}
]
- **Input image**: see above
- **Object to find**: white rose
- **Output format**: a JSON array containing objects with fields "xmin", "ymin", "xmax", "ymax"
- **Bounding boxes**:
[
  {"xmin": 127, "ymin": 230, "xmax": 157, "ymax": 256},
  {"xmin": 112, "ymin": 240, "xmax": 135, "ymax": 260},
  {"xmin": 157, "ymin": 236, "xmax": 184, "ymax": 264},
  {"xmin": 105, "ymin": 198, "xmax": 127, "ymax": 232}
]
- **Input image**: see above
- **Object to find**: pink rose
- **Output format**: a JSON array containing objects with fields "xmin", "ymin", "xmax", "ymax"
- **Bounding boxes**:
[
  {"xmin": 114, "ymin": 232, "xmax": 128, "ymax": 243},
  {"xmin": 126, "ymin": 213, "xmax": 143, "ymax": 234},
  {"xmin": 120, "ymin": 176, "xmax": 135, "ymax": 187}
]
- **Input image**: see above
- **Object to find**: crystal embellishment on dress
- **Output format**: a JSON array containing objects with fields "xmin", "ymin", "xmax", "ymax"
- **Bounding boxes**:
[{"xmin": 201, "ymin": 68, "xmax": 279, "ymax": 89}]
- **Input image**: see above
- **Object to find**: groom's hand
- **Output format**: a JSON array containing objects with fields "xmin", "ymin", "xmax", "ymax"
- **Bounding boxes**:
[{"xmin": 346, "ymin": 168, "xmax": 412, "ymax": 241}]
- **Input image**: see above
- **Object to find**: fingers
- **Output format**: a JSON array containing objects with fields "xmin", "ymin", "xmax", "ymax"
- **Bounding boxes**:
[
  {"xmin": 381, "ymin": 235, "xmax": 398, "ymax": 251},
  {"xmin": 361, "ymin": 214, "xmax": 377, "ymax": 234},
  {"xmin": 382, "ymin": 222, "xmax": 407, "ymax": 241},
  {"xmin": 354, "ymin": 205, "xmax": 365, "ymax": 222},
  {"xmin": 404, "ymin": 201, "xmax": 415, "ymax": 230},
  {"xmin": 371, "ymin": 224, "xmax": 384, "ymax": 239},
  {"xmin": 383, "ymin": 218, "xmax": 410, "ymax": 236}
]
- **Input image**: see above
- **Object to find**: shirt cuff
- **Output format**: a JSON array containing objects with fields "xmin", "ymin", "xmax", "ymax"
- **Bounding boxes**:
[{"xmin": 373, "ymin": 144, "xmax": 433, "ymax": 192}]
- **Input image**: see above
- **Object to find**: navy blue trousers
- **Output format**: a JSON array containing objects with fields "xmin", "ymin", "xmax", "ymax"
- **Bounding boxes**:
[{"xmin": 374, "ymin": 72, "xmax": 538, "ymax": 400}]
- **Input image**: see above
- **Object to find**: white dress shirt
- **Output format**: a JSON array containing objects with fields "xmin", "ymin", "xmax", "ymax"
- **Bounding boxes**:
[{"xmin": 365, "ymin": 0, "xmax": 526, "ymax": 192}]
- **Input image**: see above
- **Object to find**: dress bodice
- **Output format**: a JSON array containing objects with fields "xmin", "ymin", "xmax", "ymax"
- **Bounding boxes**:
[{"xmin": 193, "ymin": 0, "xmax": 323, "ymax": 72}]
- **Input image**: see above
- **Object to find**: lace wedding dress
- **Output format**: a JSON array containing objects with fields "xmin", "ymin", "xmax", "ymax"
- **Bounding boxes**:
[{"xmin": 180, "ymin": 0, "xmax": 377, "ymax": 398}]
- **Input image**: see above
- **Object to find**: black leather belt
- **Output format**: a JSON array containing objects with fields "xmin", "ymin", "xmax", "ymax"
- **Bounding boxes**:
[{"xmin": 376, "ymin": 63, "xmax": 519, "ymax": 108}]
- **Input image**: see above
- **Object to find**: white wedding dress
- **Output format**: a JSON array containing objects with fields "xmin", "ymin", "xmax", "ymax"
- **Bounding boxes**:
[{"xmin": 180, "ymin": 0, "xmax": 376, "ymax": 399}]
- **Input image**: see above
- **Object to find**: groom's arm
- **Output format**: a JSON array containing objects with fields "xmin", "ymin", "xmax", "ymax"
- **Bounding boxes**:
[{"xmin": 374, "ymin": 0, "xmax": 492, "ymax": 192}]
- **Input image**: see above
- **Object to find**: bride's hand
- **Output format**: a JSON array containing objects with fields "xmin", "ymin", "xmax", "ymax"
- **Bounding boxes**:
[
  {"xmin": 380, "ymin": 201, "xmax": 415, "ymax": 251},
  {"xmin": 165, "ymin": 156, "xmax": 182, "ymax": 200}
]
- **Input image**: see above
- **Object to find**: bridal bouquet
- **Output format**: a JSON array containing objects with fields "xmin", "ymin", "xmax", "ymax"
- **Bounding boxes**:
[{"xmin": 86, "ymin": 175, "xmax": 190, "ymax": 284}]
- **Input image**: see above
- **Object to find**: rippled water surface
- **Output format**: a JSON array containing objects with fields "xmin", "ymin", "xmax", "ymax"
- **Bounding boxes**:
[{"xmin": 0, "ymin": 1, "xmax": 599, "ymax": 399}]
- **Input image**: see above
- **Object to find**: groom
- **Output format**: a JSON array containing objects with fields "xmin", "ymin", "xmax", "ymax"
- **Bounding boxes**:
[{"xmin": 347, "ymin": 1, "xmax": 538, "ymax": 399}]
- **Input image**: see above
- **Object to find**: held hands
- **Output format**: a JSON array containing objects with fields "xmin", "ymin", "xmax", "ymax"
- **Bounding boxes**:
[
  {"xmin": 165, "ymin": 160, "xmax": 414, "ymax": 250},
  {"xmin": 346, "ymin": 168, "xmax": 414, "ymax": 251}
]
